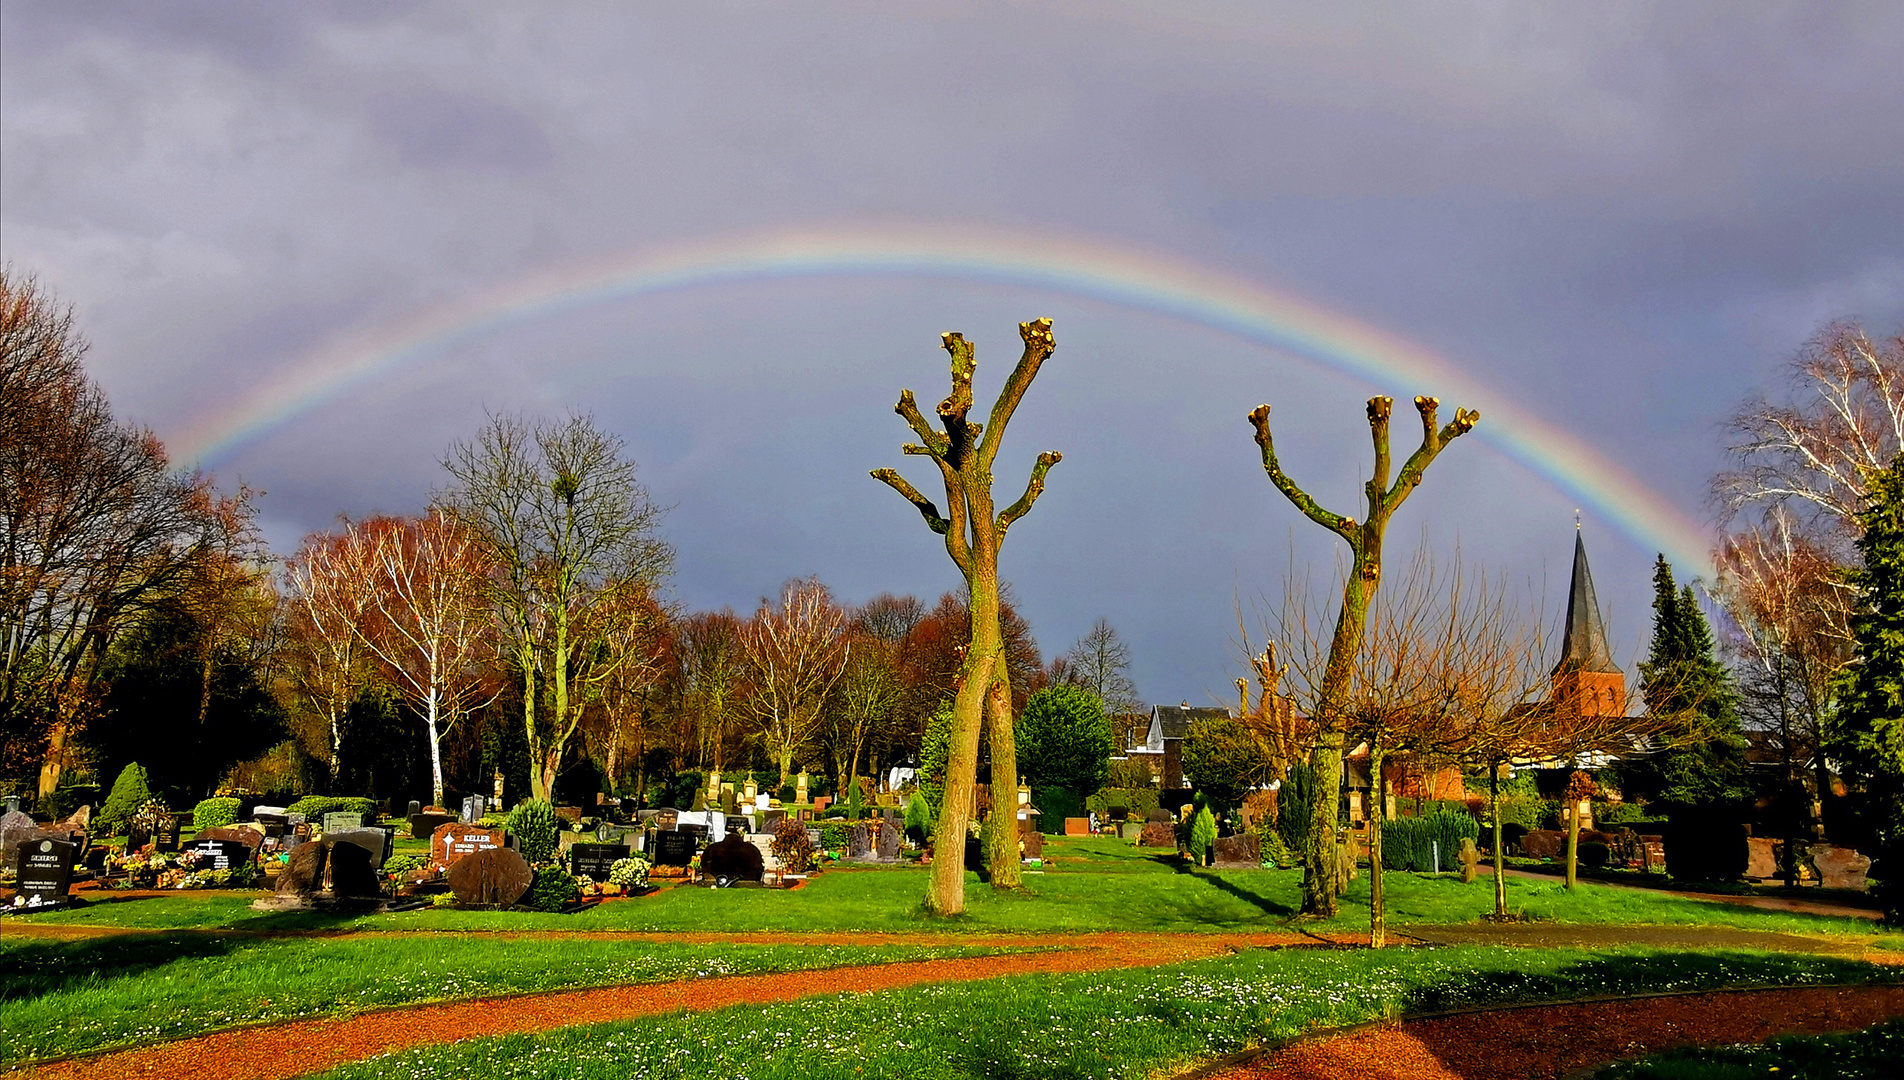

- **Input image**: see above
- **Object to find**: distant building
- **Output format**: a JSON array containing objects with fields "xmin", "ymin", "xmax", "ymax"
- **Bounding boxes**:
[
  {"xmin": 1126, "ymin": 702, "xmax": 1231, "ymax": 788},
  {"xmin": 1551, "ymin": 529, "xmax": 1626, "ymax": 722}
]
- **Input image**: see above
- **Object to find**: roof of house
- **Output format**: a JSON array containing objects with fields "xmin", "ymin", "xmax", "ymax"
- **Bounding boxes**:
[
  {"xmin": 1149, "ymin": 703, "xmax": 1232, "ymax": 740},
  {"xmin": 1553, "ymin": 530, "xmax": 1621, "ymax": 676}
]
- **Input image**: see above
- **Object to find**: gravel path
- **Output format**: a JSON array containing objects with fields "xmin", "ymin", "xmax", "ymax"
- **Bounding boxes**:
[{"xmin": 1210, "ymin": 984, "xmax": 1904, "ymax": 1080}]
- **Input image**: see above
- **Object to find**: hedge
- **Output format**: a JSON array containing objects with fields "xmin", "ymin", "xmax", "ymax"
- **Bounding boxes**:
[
  {"xmin": 192, "ymin": 797, "xmax": 241, "ymax": 830},
  {"xmin": 1486, "ymin": 796, "xmax": 1560, "ymax": 831},
  {"xmin": 285, "ymin": 796, "xmax": 377, "ymax": 820},
  {"xmin": 1380, "ymin": 812, "xmax": 1480, "ymax": 872},
  {"xmin": 1085, "ymin": 786, "xmax": 1160, "ymax": 823}
]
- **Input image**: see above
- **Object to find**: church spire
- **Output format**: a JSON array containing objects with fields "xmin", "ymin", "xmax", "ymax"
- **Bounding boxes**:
[{"xmin": 1554, "ymin": 529, "xmax": 1619, "ymax": 674}]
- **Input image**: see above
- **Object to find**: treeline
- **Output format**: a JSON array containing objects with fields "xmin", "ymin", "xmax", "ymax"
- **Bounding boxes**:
[{"xmin": 1, "ymin": 271, "xmax": 1145, "ymax": 816}]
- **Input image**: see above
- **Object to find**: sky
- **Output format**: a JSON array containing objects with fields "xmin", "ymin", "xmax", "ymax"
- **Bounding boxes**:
[{"xmin": 4, "ymin": 2, "xmax": 1902, "ymax": 707}]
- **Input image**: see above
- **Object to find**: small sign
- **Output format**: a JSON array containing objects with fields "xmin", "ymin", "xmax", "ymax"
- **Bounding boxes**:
[
  {"xmin": 570, "ymin": 842, "xmax": 627, "ymax": 879},
  {"xmin": 651, "ymin": 829, "xmax": 695, "ymax": 866},
  {"xmin": 15, "ymin": 837, "xmax": 75, "ymax": 907}
]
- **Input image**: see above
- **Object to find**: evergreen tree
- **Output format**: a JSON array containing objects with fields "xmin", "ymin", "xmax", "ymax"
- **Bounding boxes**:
[
  {"xmin": 1620, "ymin": 556, "xmax": 1750, "ymax": 817},
  {"xmin": 1834, "ymin": 455, "xmax": 1904, "ymax": 921}
]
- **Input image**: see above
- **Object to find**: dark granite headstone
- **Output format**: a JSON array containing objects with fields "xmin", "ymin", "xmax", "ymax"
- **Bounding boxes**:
[
  {"xmin": 1146, "ymin": 808, "xmax": 1174, "ymax": 825},
  {"xmin": 1138, "ymin": 821, "xmax": 1177, "ymax": 848},
  {"xmin": 14, "ymin": 837, "xmax": 75, "ymax": 907},
  {"xmin": 725, "ymin": 815, "xmax": 750, "ymax": 836},
  {"xmin": 875, "ymin": 821, "xmax": 901, "ymax": 860},
  {"xmin": 153, "ymin": 814, "xmax": 184, "ymax": 853},
  {"xmin": 1210, "ymin": 833, "xmax": 1261, "ymax": 868},
  {"xmin": 406, "ymin": 800, "xmax": 422, "ymax": 818},
  {"xmin": 85, "ymin": 845, "xmax": 109, "ymax": 872},
  {"xmin": 570, "ymin": 842, "xmax": 627, "ymax": 879},
  {"xmin": 185, "ymin": 838, "xmax": 255, "ymax": 872},
  {"xmin": 2, "ymin": 795, "xmax": 18, "ymax": 814},
  {"xmin": 410, "ymin": 811, "xmax": 457, "ymax": 839},
  {"xmin": 277, "ymin": 841, "xmax": 328, "ymax": 896},
  {"xmin": 253, "ymin": 814, "xmax": 290, "ymax": 838},
  {"xmin": 325, "ymin": 839, "xmax": 381, "ymax": 898},
  {"xmin": 963, "ymin": 835, "xmax": 982, "ymax": 870},
  {"xmin": 126, "ymin": 825, "xmax": 151, "ymax": 852},
  {"xmin": 200, "ymin": 826, "xmax": 264, "ymax": 850},
  {"xmin": 847, "ymin": 823, "xmax": 872, "ymax": 859},
  {"xmin": 678, "ymin": 823, "xmax": 710, "ymax": 845},
  {"xmin": 652, "ymin": 829, "xmax": 695, "ymax": 866},
  {"xmin": 700, "ymin": 833, "xmax": 765, "ymax": 882},
  {"xmin": 326, "ymin": 827, "xmax": 391, "ymax": 869},
  {"xmin": 1022, "ymin": 830, "xmax": 1043, "ymax": 859},
  {"xmin": 448, "ymin": 846, "xmax": 533, "ymax": 907}
]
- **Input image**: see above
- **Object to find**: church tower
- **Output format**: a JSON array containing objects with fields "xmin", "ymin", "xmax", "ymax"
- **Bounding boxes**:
[{"xmin": 1552, "ymin": 529, "xmax": 1625, "ymax": 717}]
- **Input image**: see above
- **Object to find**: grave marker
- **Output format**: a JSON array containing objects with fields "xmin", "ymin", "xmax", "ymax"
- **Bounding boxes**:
[
  {"xmin": 327, "ymin": 827, "xmax": 392, "ymax": 869},
  {"xmin": 13, "ymin": 837, "xmax": 75, "ymax": 907},
  {"xmin": 153, "ymin": 814, "xmax": 184, "ymax": 852},
  {"xmin": 409, "ymin": 811, "xmax": 457, "ymax": 839},
  {"xmin": 185, "ymin": 837, "xmax": 255, "ymax": 872},
  {"xmin": 570, "ymin": 842, "xmax": 628, "ymax": 880},
  {"xmin": 875, "ymin": 821, "xmax": 901, "ymax": 861},
  {"xmin": 322, "ymin": 811, "xmax": 363, "ymax": 833},
  {"xmin": 651, "ymin": 829, "xmax": 695, "ymax": 867},
  {"xmin": 847, "ymin": 823, "xmax": 872, "ymax": 860},
  {"xmin": 430, "ymin": 823, "xmax": 506, "ymax": 869}
]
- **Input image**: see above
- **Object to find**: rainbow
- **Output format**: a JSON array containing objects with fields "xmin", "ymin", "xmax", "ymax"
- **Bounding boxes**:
[{"xmin": 174, "ymin": 222, "xmax": 1712, "ymax": 573}]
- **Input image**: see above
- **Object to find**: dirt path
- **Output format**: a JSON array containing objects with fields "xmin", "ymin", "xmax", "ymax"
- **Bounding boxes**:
[
  {"xmin": 1208, "ymin": 984, "xmax": 1904, "ymax": 1080},
  {"xmin": 7, "ymin": 931, "xmax": 1333, "ymax": 1080},
  {"xmin": 1483, "ymin": 865, "xmax": 1882, "ymax": 920}
]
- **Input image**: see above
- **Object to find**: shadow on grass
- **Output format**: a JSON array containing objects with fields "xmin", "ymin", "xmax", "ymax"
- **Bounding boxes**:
[
  {"xmin": 0, "ymin": 933, "xmax": 245, "ymax": 1003},
  {"xmin": 1166, "ymin": 857, "xmax": 1299, "ymax": 920}
]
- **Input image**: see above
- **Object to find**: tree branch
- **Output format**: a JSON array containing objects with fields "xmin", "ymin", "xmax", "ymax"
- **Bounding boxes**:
[
  {"xmin": 894, "ymin": 390, "xmax": 948, "ymax": 457},
  {"xmin": 1384, "ymin": 400, "xmax": 1479, "ymax": 516},
  {"xmin": 979, "ymin": 318, "xmax": 1056, "ymax": 469},
  {"xmin": 939, "ymin": 332, "xmax": 978, "ymax": 464},
  {"xmin": 1250, "ymin": 404, "xmax": 1358, "ymax": 544},
  {"xmin": 870, "ymin": 469, "xmax": 951, "ymax": 535},
  {"xmin": 997, "ymin": 450, "xmax": 1063, "ymax": 533}
]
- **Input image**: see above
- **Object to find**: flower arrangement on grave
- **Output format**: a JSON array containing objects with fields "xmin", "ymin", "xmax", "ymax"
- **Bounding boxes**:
[{"xmin": 607, "ymin": 856, "xmax": 650, "ymax": 891}]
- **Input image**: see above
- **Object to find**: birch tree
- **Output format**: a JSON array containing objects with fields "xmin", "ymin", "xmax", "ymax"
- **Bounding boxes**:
[
  {"xmin": 742, "ymin": 577, "xmax": 849, "ymax": 784},
  {"xmin": 873, "ymin": 319, "xmax": 1061, "ymax": 912}
]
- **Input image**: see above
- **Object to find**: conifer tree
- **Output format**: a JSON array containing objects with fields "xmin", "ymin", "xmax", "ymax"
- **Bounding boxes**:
[
  {"xmin": 1834, "ymin": 455, "xmax": 1904, "ymax": 922},
  {"xmin": 1623, "ymin": 556, "xmax": 1749, "ymax": 817}
]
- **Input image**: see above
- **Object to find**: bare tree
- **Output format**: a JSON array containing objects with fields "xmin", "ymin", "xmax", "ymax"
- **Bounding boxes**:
[
  {"xmin": 672, "ymin": 609, "xmax": 747, "ymax": 775},
  {"xmin": 1249, "ymin": 393, "xmax": 1477, "ymax": 916},
  {"xmin": 873, "ymin": 320, "xmax": 1062, "ymax": 912},
  {"xmin": 742, "ymin": 578, "xmax": 850, "ymax": 784},
  {"xmin": 1, "ymin": 270, "xmax": 237, "ymax": 791},
  {"xmin": 351, "ymin": 511, "xmax": 498, "ymax": 807},
  {"xmin": 1716, "ymin": 322, "xmax": 1904, "ymax": 547},
  {"xmin": 1059, "ymin": 618, "xmax": 1142, "ymax": 717},
  {"xmin": 583, "ymin": 583, "xmax": 670, "ymax": 797},
  {"xmin": 284, "ymin": 526, "xmax": 380, "ymax": 771},
  {"xmin": 444, "ymin": 413, "xmax": 673, "ymax": 803},
  {"xmin": 829, "ymin": 631, "xmax": 907, "ymax": 796}
]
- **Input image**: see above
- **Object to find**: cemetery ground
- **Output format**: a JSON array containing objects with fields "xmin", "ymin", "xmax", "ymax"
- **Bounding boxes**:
[{"xmin": 5, "ymin": 838, "xmax": 1901, "ymax": 1080}]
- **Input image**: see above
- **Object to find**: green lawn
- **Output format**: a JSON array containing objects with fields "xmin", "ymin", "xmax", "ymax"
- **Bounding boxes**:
[
  {"xmin": 311, "ymin": 945, "xmax": 1903, "ymax": 1080},
  {"xmin": 22, "ymin": 836, "xmax": 1885, "ymax": 938},
  {"xmin": 0, "ymin": 934, "xmax": 1016, "ymax": 1065},
  {"xmin": 1599, "ymin": 1018, "xmax": 1904, "ymax": 1079}
]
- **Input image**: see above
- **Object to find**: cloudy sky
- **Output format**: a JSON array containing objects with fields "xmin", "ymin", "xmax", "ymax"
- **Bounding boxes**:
[{"xmin": 5, "ymin": 2, "xmax": 1901, "ymax": 705}]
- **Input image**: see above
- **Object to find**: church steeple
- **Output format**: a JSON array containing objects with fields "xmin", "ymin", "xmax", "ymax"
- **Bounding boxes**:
[{"xmin": 1554, "ymin": 529, "xmax": 1620, "ymax": 675}]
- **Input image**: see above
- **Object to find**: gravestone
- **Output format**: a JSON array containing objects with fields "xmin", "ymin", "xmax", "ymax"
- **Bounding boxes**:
[
  {"xmin": 796, "ymin": 772, "xmax": 809, "ymax": 803},
  {"xmin": 276, "ymin": 841, "xmax": 328, "ymax": 896},
  {"xmin": 126, "ymin": 825, "xmax": 151, "ymax": 852},
  {"xmin": 1146, "ymin": 808, "xmax": 1174, "ymax": 825},
  {"xmin": 652, "ymin": 808, "xmax": 679, "ymax": 831},
  {"xmin": 322, "ymin": 812, "xmax": 363, "ymax": 833},
  {"xmin": 1210, "ymin": 833, "xmax": 1261, "ymax": 869},
  {"xmin": 725, "ymin": 816, "xmax": 750, "ymax": 837},
  {"xmin": 678, "ymin": 823, "xmax": 711, "ymax": 848},
  {"xmin": 963, "ymin": 835, "xmax": 983, "ymax": 871},
  {"xmin": 326, "ymin": 827, "xmax": 391, "ymax": 869},
  {"xmin": 0, "ymin": 809, "xmax": 44, "ymax": 868},
  {"xmin": 461, "ymin": 795, "xmax": 485, "ymax": 824},
  {"xmin": 410, "ymin": 811, "xmax": 457, "ymax": 839},
  {"xmin": 185, "ymin": 837, "xmax": 255, "ymax": 872},
  {"xmin": 875, "ymin": 821, "xmax": 901, "ymax": 861},
  {"xmin": 1812, "ymin": 845, "xmax": 1872, "ymax": 891},
  {"xmin": 700, "ymin": 833, "xmax": 765, "ymax": 883},
  {"xmin": 1021, "ymin": 830, "xmax": 1043, "ymax": 859},
  {"xmin": 806, "ymin": 827, "xmax": 823, "ymax": 848},
  {"xmin": 325, "ymin": 840, "xmax": 382, "ymax": 898},
  {"xmin": 430, "ymin": 823, "xmax": 506, "ymax": 869},
  {"xmin": 252, "ymin": 805, "xmax": 288, "ymax": 818},
  {"xmin": 253, "ymin": 813, "xmax": 290, "ymax": 838},
  {"xmin": 1518, "ymin": 830, "xmax": 1565, "ymax": 859},
  {"xmin": 847, "ymin": 823, "xmax": 872, "ymax": 860},
  {"xmin": 13, "ymin": 837, "xmax": 76, "ymax": 908},
  {"xmin": 1064, "ymin": 817, "xmax": 1091, "ymax": 837},
  {"xmin": 85, "ymin": 845, "xmax": 109, "ymax": 873},
  {"xmin": 407, "ymin": 800, "xmax": 422, "ymax": 818},
  {"xmin": 761, "ymin": 808, "xmax": 786, "ymax": 834},
  {"xmin": 1745, "ymin": 837, "xmax": 1779, "ymax": 880},
  {"xmin": 153, "ymin": 814, "xmax": 185, "ymax": 853},
  {"xmin": 446, "ymin": 846, "xmax": 534, "ymax": 907},
  {"xmin": 1458, "ymin": 838, "xmax": 1481, "ymax": 883},
  {"xmin": 200, "ymin": 826, "xmax": 264, "ymax": 851},
  {"xmin": 554, "ymin": 806, "xmax": 582, "ymax": 826},
  {"xmin": 570, "ymin": 843, "xmax": 627, "ymax": 880},
  {"xmin": 1138, "ymin": 821, "xmax": 1177, "ymax": 848},
  {"xmin": 3, "ymin": 795, "xmax": 18, "ymax": 814},
  {"xmin": 651, "ymin": 829, "xmax": 695, "ymax": 867}
]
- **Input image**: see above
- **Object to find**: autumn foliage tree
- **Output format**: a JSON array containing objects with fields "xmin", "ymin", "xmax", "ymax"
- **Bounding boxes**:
[{"xmin": 874, "ymin": 320, "xmax": 1061, "ymax": 912}]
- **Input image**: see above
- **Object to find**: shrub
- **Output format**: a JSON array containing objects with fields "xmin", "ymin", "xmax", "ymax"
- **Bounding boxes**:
[
  {"xmin": 97, "ymin": 763, "xmax": 153, "ymax": 835},
  {"xmin": 1277, "ymin": 763, "xmax": 1317, "ymax": 857},
  {"xmin": 193, "ymin": 797, "xmax": 241, "ymax": 831},
  {"xmin": 49, "ymin": 782, "xmax": 102, "ymax": 821},
  {"xmin": 846, "ymin": 777, "xmax": 863, "ymax": 820},
  {"xmin": 1578, "ymin": 840, "xmax": 1611, "ymax": 870},
  {"xmin": 1593, "ymin": 800, "xmax": 1649, "ymax": 826},
  {"xmin": 1017, "ymin": 685, "xmax": 1114, "ymax": 800},
  {"xmin": 1105, "ymin": 756, "xmax": 1154, "ymax": 790},
  {"xmin": 508, "ymin": 799, "xmax": 560, "ymax": 863},
  {"xmin": 772, "ymin": 817, "xmax": 815, "ymax": 874},
  {"xmin": 1032, "ymin": 785, "xmax": 1084, "ymax": 827},
  {"xmin": 285, "ymin": 796, "xmax": 376, "ymax": 821},
  {"xmin": 382, "ymin": 853, "xmax": 423, "ymax": 879},
  {"xmin": 607, "ymin": 856, "xmax": 650, "ymax": 889},
  {"xmin": 819, "ymin": 822, "xmax": 853, "ymax": 850},
  {"xmin": 1086, "ymin": 786, "xmax": 1160, "ymax": 823},
  {"xmin": 903, "ymin": 791, "xmax": 932, "ymax": 843},
  {"xmin": 1256, "ymin": 826, "xmax": 1293, "ymax": 867},
  {"xmin": 1381, "ymin": 812, "xmax": 1478, "ymax": 872},
  {"xmin": 526, "ymin": 866, "xmax": 577, "ymax": 912},
  {"xmin": 1189, "ymin": 802, "xmax": 1217, "ymax": 866}
]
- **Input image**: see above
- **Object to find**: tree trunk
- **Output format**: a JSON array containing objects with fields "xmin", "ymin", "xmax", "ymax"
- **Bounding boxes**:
[
  {"xmin": 1368, "ymin": 748, "xmax": 1386, "ymax": 947},
  {"xmin": 427, "ymin": 693, "xmax": 445, "ymax": 808},
  {"xmin": 1564, "ymin": 796, "xmax": 1581, "ymax": 891},
  {"xmin": 984, "ymin": 665, "xmax": 1022, "ymax": 889},
  {"xmin": 930, "ymin": 651, "xmax": 994, "ymax": 914}
]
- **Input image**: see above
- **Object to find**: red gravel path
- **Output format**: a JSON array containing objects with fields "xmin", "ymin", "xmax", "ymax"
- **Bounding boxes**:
[
  {"xmin": 9, "ymin": 931, "xmax": 1327, "ymax": 1080},
  {"xmin": 1214, "ymin": 985, "xmax": 1904, "ymax": 1080}
]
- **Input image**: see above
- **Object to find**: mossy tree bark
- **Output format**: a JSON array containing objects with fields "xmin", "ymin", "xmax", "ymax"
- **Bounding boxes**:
[
  {"xmin": 1250, "ymin": 394, "xmax": 1477, "ymax": 917},
  {"xmin": 874, "ymin": 320, "xmax": 1061, "ymax": 914}
]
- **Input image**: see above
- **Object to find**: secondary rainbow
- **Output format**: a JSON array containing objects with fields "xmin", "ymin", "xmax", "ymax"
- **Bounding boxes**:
[{"xmin": 174, "ymin": 222, "xmax": 1712, "ymax": 572}]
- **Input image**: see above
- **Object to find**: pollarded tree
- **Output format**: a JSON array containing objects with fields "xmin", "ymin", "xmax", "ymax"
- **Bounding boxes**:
[
  {"xmin": 874, "ymin": 320, "xmax": 1061, "ymax": 912},
  {"xmin": 1249, "ymin": 393, "xmax": 1477, "ymax": 917}
]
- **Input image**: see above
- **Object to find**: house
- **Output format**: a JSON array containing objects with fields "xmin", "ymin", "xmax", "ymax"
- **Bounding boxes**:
[{"xmin": 1125, "ymin": 702, "xmax": 1232, "ymax": 789}]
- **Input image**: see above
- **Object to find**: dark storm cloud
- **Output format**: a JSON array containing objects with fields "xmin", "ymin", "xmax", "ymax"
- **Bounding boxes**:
[{"xmin": 4, "ymin": 1, "xmax": 1901, "ymax": 700}]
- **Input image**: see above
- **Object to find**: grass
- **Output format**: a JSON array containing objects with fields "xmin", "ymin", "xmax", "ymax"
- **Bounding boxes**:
[
  {"xmin": 311, "ymin": 945, "xmax": 1903, "ymax": 1080},
  {"xmin": 0, "ymin": 934, "xmax": 1014, "ymax": 1065},
  {"xmin": 1599, "ymin": 1018, "xmax": 1904, "ymax": 1079},
  {"xmin": 23, "ymin": 836, "xmax": 1886, "ymax": 938}
]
